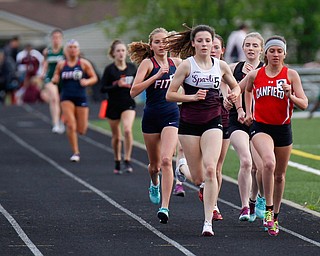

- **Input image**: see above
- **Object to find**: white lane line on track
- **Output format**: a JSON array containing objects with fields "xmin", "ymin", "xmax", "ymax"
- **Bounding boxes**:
[
  {"xmin": 0, "ymin": 124, "xmax": 196, "ymax": 256},
  {"xmin": 288, "ymin": 161, "xmax": 320, "ymax": 176},
  {"xmin": 181, "ymin": 183, "xmax": 320, "ymax": 247},
  {"xmin": 81, "ymin": 135, "xmax": 320, "ymax": 248},
  {"xmin": 0, "ymin": 203, "xmax": 43, "ymax": 256},
  {"xmin": 24, "ymin": 105, "xmax": 320, "ymax": 247},
  {"xmin": 88, "ymin": 124, "xmax": 320, "ymax": 218},
  {"xmin": 280, "ymin": 227, "xmax": 320, "ymax": 247}
]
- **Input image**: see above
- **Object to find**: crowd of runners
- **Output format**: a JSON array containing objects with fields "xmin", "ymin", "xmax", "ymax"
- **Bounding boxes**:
[{"xmin": 0, "ymin": 24, "xmax": 309, "ymax": 238}]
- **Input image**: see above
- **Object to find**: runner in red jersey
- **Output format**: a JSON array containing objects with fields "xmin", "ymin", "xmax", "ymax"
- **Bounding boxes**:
[
  {"xmin": 253, "ymin": 66, "xmax": 293, "ymax": 124},
  {"xmin": 242, "ymin": 35, "xmax": 308, "ymax": 236}
]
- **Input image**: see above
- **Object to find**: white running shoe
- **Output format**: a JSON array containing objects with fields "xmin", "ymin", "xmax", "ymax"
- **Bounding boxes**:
[
  {"xmin": 52, "ymin": 124, "xmax": 60, "ymax": 134},
  {"xmin": 52, "ymin": 123, "xmax": 65, "ymax": 134},
  {"xmin": 70, "ymin": 153, "xmax": 80, "ymax": 162},
  {"xmin": 175, "ymin": 158, "xmax": 187, "ymax": 182},
  {"xmin": 58, "ymin": 122, "xmax": 65, "ymax": 134},
  {"xmin": 202, "ymin": 221, "xmax": 214, "ymax": 236}
]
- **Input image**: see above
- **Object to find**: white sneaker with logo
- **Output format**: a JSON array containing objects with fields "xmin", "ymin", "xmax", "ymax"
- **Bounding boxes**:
[{"xmin": 202, "ymin": 221, "xmax": 214, "ymax": 236}]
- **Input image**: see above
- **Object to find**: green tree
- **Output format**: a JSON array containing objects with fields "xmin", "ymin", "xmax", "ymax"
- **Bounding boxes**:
[
  {"xmin": 245, "ymin": 0, "xmax": 320, "ymax": 63},
  {"xmin": 106, "ymin": 0, "xmax": 320, "ymax": 64}
]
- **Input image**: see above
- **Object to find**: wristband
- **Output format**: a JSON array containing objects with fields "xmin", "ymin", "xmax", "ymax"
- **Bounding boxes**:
[{"xmin": 236, "ymin": 106, "xmax": 243, "ymax": 111}]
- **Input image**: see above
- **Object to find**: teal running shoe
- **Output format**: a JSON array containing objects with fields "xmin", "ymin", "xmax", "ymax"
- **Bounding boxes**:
[
  {"xmin": 157, "ymin": 207, "xmax": 169, "ymax": 224},
  {"xmin": 256, "ymin": 195, "xmax": 266, "ymax": 219},
  {"xmin": 149, "ymin": 180, "xmax": 160, "ymax": 204}
]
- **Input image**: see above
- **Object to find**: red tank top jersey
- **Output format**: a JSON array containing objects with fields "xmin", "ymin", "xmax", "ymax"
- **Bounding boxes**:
[{"xmin": 252, "ymin": 66, "xmax": 293, "ymax": 125}]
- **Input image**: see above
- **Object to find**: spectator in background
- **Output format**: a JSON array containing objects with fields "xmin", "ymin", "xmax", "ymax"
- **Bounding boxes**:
[
  {"xmin": 0, "ymin": 49, "xmax": 18, "ymax": 104},
  {"xmin": 224, "ymin": 23, "xmax": 249, "ymax": 63},
  {"xmin": 3, "ymin": 36, "xmax": 20, "ymax": 104},
  {"xmin": 4, "ymin": 36, "xmax": 20, "ymax": 64},
  {"xmin": 15, "ymin": 44, "xmax": 44, "ymax": 105},
  {"xmin": 22, "ymin": 76, "xmax": 43, "ymax": 104}
]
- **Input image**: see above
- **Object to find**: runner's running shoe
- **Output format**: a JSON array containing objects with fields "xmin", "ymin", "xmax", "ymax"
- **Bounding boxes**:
[
  {"xmin": 268, "ymin": 220, "xmax": 279, "ymax": 236},
  {"xmin": 58, "ymin": 121, "xmax": 65, "ymax": 134},
  {"xmin": 256, "ymin": 195, "xmax": 266, "ymax": 219},
  {"xmin": 157, "ymin": 207, "xmax": 169, "ymax": 224},
  {"xmin": 263, "ymin": 220, "xmax": 268, "ymax": 231},
  {"xmin": 212, "ymin": 210, "xmax": 223, "ymax": 221},
  {"xmin": 198, "ymin": 182, "xmax": 204, "ymax": 202},
  {"xmin": 52, "ymin": 124, "xmax": 64, "ymax": 134},
  {"xmin": 113, "ymin": 168, "xmax": 123, "ymax": 175},
  {"xmin": 263, "ymin": 210, "xmax": 274, "ymax": 229},
  {"xmin": 239, "ymin": 206, "xmax": 250, "ymax": 221},
  {"xmin": 202, "ymin": 221, "xmax": 214, "ymax": 236},
  {"xmin": 70, "ymin": 153, "xmax": 80, "ymax": 162},
  {"xmin": 52, "ymin": 125, "xmax": 59, "ymax": 134},
  {"xmin": 124, "ymin": 160, "xmax": 133, "ymax": 173},
  {"xmin": 173, "ymin": 184, "xmax": 185, "ymax": 197},
  {"xmin": 149, "ymin": 180, "xmax": 160, "ymax": 204},
  {"xmin": 249, "ymin": 201, "xmax": 256, "ymax": 222},
  {"xmin": 175, "ymin": 158, "xmax": 187, "ymax": 182}
]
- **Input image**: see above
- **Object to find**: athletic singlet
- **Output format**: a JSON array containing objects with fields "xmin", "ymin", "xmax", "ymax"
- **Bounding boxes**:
[
  {"xmin": 145, "ymin": 57, "xmax": 178, "ymax": 113},
  {"xmin": 252, "ymin": 66, "xmax": 293, "ymax": 125},
  {"xmin": 180, "ymin": 56, "xmax": 222, "ymax": 124},
  {"xmin": 229, "ymin": 61, "xmax": 264, "ymax": 117},
  {"xmin": 100, "ymin": 62, "xmax": 136, "ymax": 105},
  {"xmin": 60, "ymin": 59, "xmax": 87, "ymax": 99},
  {"xmin": 21, "ymin": 54, "xmax": 40, "ymax": 78},
  {"xmin": 46, "ymin": 47, "xmax": 64, "ymax": 79}
]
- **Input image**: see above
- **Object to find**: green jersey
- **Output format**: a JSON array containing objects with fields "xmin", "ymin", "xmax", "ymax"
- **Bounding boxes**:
[{"xmin": 45, "ymin": 47, "xmax": 64, "ymax": 82}]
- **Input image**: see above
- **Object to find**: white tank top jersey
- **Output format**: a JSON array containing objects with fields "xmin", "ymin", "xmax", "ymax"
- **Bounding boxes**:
[
  {"xmin": 180, "ymin": 56, "xmax": 223, "ymax": 124},
  {"xmin": 184, "ymin": 56, "xmax": 222, "ymax": 90}
]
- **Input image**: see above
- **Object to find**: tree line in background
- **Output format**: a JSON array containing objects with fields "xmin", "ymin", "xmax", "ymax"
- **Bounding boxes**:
[{"xmin": 105, "ymin": 0, "xmax": 320, "ymax": 64}]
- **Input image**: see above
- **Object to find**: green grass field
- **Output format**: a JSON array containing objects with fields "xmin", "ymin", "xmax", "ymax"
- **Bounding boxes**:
[{"xmin": 90, "ymin": 116, "xmax": 320, "ymax": 212}]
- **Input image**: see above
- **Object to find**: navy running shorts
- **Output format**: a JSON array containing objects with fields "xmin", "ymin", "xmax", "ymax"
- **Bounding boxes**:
[
  {"xmin": 142, "ymin": 108, "xmax": 179, "ymax": 134},
  {"xmin": 60, "ymin": 96, "xmax": 88, "ymax": 107}
]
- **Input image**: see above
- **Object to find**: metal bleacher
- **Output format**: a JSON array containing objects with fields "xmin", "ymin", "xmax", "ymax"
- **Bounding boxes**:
[{"xmin": 292, "ymin": 66, "xmax": 320, "ymax": 107}]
